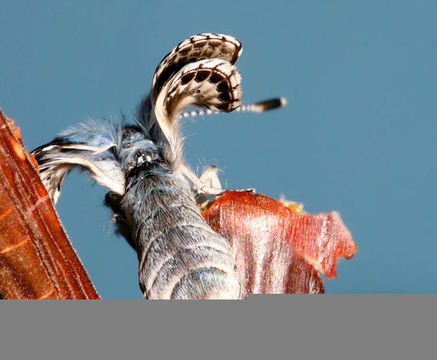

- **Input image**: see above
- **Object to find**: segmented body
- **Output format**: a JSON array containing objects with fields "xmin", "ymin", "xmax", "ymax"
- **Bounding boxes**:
[
  {"xmin": 33, "ymin": 33, "xmax": 247, "ymax": 299},
  {"xmin": 32, "ymin": 33, "xmax": 284, "ymax": 298},
  {"xmin": 116, "ymin": 129, "xmax": 241, "ymax": 299}
]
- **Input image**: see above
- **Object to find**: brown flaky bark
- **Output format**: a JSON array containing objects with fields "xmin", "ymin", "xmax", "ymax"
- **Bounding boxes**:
[{"xmin": 0, "ymin": 110, "xmax": 100, "ymax": 299}]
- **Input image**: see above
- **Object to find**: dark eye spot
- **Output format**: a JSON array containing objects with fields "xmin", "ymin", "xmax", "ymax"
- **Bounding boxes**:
[
  {"xmin": 195, "ymin": 70, "xmax": 210, "ymax": 82},
  {"xmin": 219, "ymin": 92, "xmax": 231, "ymax": 102},
  {"xmin": 217, "ymin": 81, "xmax": 230, "ymax": 93},
  {"xmin": 181, "ymin": 72, "xmax": 195, "ymax": 85},
  {"xmin": 209, "ymin": 72, "xmax": 223, "ymax": 83}
]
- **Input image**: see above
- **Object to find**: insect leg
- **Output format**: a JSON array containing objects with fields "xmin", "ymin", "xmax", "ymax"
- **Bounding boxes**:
[{"xmin": 180, "ymin": 165, "xmax": 225, "ymax": 196}]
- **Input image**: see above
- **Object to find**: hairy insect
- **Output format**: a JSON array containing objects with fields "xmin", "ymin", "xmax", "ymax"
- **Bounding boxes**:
[{"xmin": 32, "ymin": 33, "xmax": 285, "ymax": 299}]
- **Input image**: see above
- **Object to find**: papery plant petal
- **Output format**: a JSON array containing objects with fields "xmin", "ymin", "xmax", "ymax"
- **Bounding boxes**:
[{"xmin": 203, "ymin": 191, "xmax": 356, "ymax": 293}]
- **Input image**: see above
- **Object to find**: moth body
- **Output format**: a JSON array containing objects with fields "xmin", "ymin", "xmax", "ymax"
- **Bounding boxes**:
[{"xmin": 32, "ymin": 33, "xmax": 284, "ymax": 299}]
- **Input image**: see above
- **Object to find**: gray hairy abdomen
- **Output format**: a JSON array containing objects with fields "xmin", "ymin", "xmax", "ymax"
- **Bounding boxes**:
[{"xmin": 121, "ymin": 169, "xmax": 242, "ymax": 299}]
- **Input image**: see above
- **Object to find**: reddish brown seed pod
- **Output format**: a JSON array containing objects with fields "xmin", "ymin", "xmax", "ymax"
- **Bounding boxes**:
[
  {"xmin": 203, "ymin": 191, "xmax": 357, "ymax": 294},
  {"xmin": 0, "ymin": 111, "xmax": 99, "ymax": 299}
]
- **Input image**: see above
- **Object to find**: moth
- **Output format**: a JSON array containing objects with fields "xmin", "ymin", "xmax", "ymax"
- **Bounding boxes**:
[{"xmin": 32, "ymin": 33, "xmax": 285, "ymax": 299}]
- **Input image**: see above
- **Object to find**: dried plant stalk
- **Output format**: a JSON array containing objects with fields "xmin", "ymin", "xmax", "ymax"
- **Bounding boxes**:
[{"xmin": 0, "ymin": 110, "xmax": 99, "ymax": 299}]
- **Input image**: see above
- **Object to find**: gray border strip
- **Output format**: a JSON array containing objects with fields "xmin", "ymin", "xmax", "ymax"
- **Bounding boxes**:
[{"xmin": 1, "ymin": 295, "xmax": 436, "ymax": 360}]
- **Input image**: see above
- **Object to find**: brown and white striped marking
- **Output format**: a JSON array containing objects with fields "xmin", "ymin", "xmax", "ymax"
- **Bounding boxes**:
[{"xmin": 152, "ymin": 33, "xmax": 242, "ymax": 102}]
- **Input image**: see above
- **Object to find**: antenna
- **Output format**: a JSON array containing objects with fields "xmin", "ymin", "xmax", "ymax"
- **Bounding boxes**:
[{"xmin": 180, "ymin": 97, "xmax": 287, "ymax": 119}]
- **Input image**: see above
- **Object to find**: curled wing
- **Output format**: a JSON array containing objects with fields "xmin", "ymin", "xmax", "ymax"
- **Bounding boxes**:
[{"xmin": 32, "ymin": 121, "xmax": 124, "ymax": 204}]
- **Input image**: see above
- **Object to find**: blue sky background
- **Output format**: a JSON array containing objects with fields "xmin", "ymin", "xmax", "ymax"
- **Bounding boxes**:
[{"xmin": 1, "ymin": 1, "xmax": 435, "ymax": 298}]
